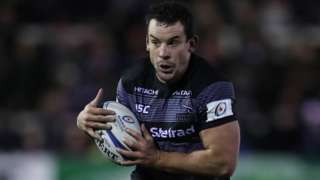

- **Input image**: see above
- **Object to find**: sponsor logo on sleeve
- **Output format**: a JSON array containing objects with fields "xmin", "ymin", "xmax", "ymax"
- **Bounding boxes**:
[{"xmin": 206, "ymin": 99, "xmax": 233, "ymax": 122}]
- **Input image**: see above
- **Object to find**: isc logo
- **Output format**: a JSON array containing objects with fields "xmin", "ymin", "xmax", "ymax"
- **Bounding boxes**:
[{"xmin": 135, "ymin": 104, "xmax": 150, "ymax": 114}]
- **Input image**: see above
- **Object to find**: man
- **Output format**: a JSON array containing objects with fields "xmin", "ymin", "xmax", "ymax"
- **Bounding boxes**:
[{"xmin": 77, "ymin": 2, "xmax": 240, "ymax": 180}]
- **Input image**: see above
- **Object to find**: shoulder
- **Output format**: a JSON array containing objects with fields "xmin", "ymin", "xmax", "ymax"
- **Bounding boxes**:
[
  {"xmin": 189, "ymin": 54, "xmax": 230, "ymax": 96},
  {"xmin": 120, "ymin": 57, "xmax": 152, "ymax": 93}
]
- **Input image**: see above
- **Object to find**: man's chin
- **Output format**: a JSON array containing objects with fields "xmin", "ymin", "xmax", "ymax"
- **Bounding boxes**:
[{"xmin": 156, "ymin": 72, "xmax": 175, "ymax": 84}]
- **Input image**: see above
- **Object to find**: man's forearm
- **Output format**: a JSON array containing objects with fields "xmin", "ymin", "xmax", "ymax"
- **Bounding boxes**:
[{"xmin": 153, "ymin": 148, "xmax": 235, "ymax": 177}]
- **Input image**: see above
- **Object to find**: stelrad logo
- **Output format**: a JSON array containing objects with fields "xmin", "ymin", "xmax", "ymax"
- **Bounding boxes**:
[{"xmin": 150, "ymin": 125, "xmax": 195, "ymax": 139}]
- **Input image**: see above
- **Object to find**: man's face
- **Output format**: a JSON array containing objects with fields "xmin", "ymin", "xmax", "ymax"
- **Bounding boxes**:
[{"xmin": 147, "ymin": 19, "xmax": 192, "ymax": 84}]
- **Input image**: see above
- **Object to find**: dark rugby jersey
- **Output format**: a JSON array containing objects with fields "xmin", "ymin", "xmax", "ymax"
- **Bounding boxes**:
[{"xmin": 117, "ymin": 54, "xmax": 236, "ymax": 180}]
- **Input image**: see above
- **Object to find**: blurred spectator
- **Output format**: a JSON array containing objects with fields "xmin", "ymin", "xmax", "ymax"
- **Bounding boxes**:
[{"xmin": 0, "ymin": 0, "xmax": 319, "ymax": 157}]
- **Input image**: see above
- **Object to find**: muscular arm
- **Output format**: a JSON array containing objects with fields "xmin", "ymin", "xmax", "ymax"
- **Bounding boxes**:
[
  {"xmin": 120, "ymin": 121, "xmax": 240, "ymax": 177},
  {"xmin": 154, "ymin": 121, "xmax": 240, "ymax": 176}
]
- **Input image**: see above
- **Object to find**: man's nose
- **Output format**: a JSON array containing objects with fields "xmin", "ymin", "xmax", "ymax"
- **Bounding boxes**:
[{"xmin": 159, "ymin": 44, "xmax": 170, "ymax": 59}]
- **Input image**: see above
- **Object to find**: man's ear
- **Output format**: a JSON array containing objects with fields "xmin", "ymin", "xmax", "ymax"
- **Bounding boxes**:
[
  {"xmin": 188, "ymin": 35, "xmax": 199, "ymax": 52},
  {"xmin": 146, "ymin": 35, "xmax": 150, "ymax": 52}
]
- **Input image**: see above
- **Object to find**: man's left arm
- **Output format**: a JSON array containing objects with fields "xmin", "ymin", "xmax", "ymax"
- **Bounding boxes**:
[
  {"xmin": 118, "ymin": 120, "xmax": 240, "ymax": 177},
  {"xmin": 156, "ymin": 120, "xmax": 240, "ymax": 176}
]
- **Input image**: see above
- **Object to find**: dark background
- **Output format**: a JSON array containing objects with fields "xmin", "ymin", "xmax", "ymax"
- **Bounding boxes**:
[{"xmin": 0, "ymin": 0, "xmax": 319, "ymax": 179}]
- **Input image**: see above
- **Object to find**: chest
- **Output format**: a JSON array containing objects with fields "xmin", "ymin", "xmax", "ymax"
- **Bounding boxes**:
[
  {"xmin": 128, "ymin": 87, "xmax": 200, "ymax": 142},
  {"xmin": 131, "ymin": 88, "xmax": 195, "ymax": 119}
]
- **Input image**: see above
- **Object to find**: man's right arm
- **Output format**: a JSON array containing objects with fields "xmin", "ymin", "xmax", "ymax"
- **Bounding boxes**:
[{"xmin": 76, "ymin": 88, "xmax": 116, "ymax": 139}]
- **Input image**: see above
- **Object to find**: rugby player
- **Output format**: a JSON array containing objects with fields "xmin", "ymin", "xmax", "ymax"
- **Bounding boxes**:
[{"xmin": 77, "ymin": 2, "xmax": 240, "ymax": 180}]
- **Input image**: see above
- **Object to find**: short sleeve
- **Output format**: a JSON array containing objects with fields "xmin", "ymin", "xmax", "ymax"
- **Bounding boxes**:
[{"xmin": 196, "ymin": 81, "xmax": 237, "ymax": 130}]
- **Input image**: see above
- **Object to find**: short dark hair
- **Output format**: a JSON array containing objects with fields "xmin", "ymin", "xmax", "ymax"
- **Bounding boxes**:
[{"xmin": 145, "ymin": 1, "xmax": 194, "ymax": 40}]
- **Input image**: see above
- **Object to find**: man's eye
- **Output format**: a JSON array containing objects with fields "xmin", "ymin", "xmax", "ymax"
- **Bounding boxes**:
[
  {"xmin": 151, "ymin": 41, "xmax": 160, "ymax": 45},
  {"xmin": 168, "ymin": 40, "xmax": 179, "ymax": 46}
]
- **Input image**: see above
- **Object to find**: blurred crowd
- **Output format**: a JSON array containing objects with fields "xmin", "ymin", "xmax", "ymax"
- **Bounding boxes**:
[{"xmin": 0, "ymin": 0, "xmax": 319, "ymax": 156}]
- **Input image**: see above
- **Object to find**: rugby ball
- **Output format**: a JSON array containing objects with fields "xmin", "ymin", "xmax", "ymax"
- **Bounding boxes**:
[{"xmin": 94, "ymin": 101, "xmax": 141, "ymax": 164}]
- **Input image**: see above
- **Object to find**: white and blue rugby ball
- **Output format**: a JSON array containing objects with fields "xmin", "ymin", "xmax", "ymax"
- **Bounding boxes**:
[{"xmin": 94, "ymin": 101, "xmax": 141, "ymax": 164}]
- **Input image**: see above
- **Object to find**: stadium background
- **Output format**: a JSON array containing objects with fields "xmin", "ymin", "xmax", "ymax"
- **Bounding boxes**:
[{"xmin": 0, "ymin": 0, "xmax": 319, "ymax": 179}]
